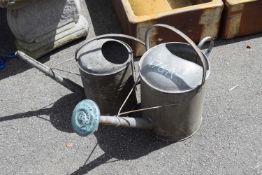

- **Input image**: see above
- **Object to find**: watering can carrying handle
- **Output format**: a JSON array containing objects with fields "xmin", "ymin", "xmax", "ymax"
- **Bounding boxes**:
[
  {"xmin": 75, "ymin": 34, "xmax": 145, "ymax": 61},
  {"xmin": 198, "ymin": 36, "xmax": 214, "ymax": 57},
  {"xmin": 145, "ymin": 24, "xmax": 208, "ymax": 86}
]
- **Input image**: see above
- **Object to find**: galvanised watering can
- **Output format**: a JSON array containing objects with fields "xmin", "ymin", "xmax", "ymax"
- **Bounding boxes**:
[
  {"xmin": 139, "ymin": 24, "xmax": 213, "ymax": 141},
  {"xmin": 17, "ymin": 34, "xmax": 145, "ymax": 115},
  {"xmin": 71, "ymin": 24, "xmax": 214, "ymax": 141}
]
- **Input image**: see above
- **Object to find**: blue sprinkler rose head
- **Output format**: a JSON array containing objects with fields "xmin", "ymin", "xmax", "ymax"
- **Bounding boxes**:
[{"xmin": 71, "ymin": 99, "xmax": 100, "ymax": 136}]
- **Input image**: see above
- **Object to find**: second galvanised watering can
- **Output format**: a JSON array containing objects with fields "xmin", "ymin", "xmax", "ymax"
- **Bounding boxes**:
[
  {"xmin": 139, "ymin": 24, "xmax": 213, "ymax": 141},
  {"xmin": 17, "ymin": 34, "xmax": 145, "ymax": 115},
  {"xmin": 71, "ymin": 24, "xmax": 214, "ymax": 141}
]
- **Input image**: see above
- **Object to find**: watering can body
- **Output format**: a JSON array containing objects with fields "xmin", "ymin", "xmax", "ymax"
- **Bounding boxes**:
[
  {"xmin": 139, "ymin": 24, "xmax": 213, "ymax": 141},
  {"xmin": 17, "ymin": 34, "xmax": 145, "ymax": 115},
  {"xmin": 141, "ymin": 81, "xmax": 207, "ymax": 141},
  {"xmin": 76, "ymin": 38, "xmax": 137, "ymax": 115},
  {"xmin": 140, "ymin": 43, "xmax": 210, "ymax": 141}
]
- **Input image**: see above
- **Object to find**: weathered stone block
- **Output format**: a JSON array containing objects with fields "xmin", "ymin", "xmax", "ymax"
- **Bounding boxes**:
[{"xmin": 6, "ymin": 0, "xmax": 89, "ymax": 58}]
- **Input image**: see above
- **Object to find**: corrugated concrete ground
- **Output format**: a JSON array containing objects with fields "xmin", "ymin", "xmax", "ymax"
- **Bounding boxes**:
[{"xmin": 0, "ymin": 1, "xmax": 262, "ymax": 174}]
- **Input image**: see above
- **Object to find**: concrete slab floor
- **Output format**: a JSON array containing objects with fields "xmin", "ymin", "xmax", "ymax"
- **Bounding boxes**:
[{"xmin": 0, "ymin": 1, "xmax": 262, "ymax": 174}]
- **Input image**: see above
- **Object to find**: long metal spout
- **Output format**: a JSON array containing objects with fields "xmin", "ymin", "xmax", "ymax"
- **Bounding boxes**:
[
  {"xmin": 100, "ymin": 115, "xmax": 153, "ymax": 129},
  {"xmin": 16, "ymin": 51, "xmax": 84, "ymax": 96},
  {"xmin": 71, "ymin": 99, "xmax": 153, "ymax": 136}
]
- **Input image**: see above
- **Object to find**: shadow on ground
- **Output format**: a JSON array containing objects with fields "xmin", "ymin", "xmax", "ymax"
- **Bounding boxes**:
[
  {"xmin": 0, "ymin": 9, "xmax": 16, "ymax": 53},
  {"xmin": 85, "ymin": 0, "xmax": 121, "ymax": 35},
  {"xmin": 0, "ymin": 93, "xmax": 83, "ymax": 133},
  {"xmin": 71, "ymin": 126, "xmax": 171, "ymax": 175},
  {"xmin": 214, "ymin": 33, "xmax": 262, "ymax": 47},
  {"xmin": 0, "ymin": 91, "xmax": 172, "ymax": 174}
]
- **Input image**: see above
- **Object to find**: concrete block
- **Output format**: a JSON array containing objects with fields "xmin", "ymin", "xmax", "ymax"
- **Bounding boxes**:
[{"xmin": 6, "ymin": 0, "xmax": 89, "ymax": 58}]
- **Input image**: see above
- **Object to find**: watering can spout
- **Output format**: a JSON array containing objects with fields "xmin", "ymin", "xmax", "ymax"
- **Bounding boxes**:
[
  {"xmin": 16, "ymin": 51, "xmax": 84, "ymax": 96},
  {"xmin": 71, "ymin": 99, "xmax": 153, "ymax": 136}
]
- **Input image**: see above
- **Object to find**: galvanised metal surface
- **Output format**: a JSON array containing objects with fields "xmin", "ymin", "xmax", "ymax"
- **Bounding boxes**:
[
  {"xmin": 221, "ymin": 0, "xmax": 262, "ymax": 39},
  {"xmin": 16, "ymin": 51, "xmax": 85, "ymax": 96},
  {"xmin": 71, "ymin": 99, "xmax": 153, "ymax": 136},
  {"xmin": 76, "ymin": 38, "xmax": 137, "ymax": 115},
  {"xmin": 139, "ymin": 24, "xmax": 213, "ymax": 141},
  {"xmin": 17, "ymin": 34, "xmax": 145, "ymax": 116},
  {"xmin": 111, "ymin": 0, "xmax": 223, "ymax": 55}
]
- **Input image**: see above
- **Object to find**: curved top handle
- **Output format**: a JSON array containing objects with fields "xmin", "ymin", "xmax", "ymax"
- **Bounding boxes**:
[
  {"xmin": 75, "ymin": 34, "xmax": 145, "ymax": 61},
  {"xmin": 198, "ymin": 36, "xmax": 214, "ymax": 57},
  {"xmin": 145, "ymin": 24, "xmax": 207, "ymax": 86}
]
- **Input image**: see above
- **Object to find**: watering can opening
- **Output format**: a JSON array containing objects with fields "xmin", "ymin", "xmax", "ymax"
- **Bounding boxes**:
[
  {"xmin": 77, "ymin": 39, "xmax": 133, "ymax": 75},
  {"xmin": 140, "ymin": 42, "xmax": 207, "ymax": 93},
  {"xmin": 101, "ymin": 40, "xmax": 130, "ymax": 64},
  {"xmin": 165, "ymin": 43, "xmax": 198, "ymax": 64}
]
